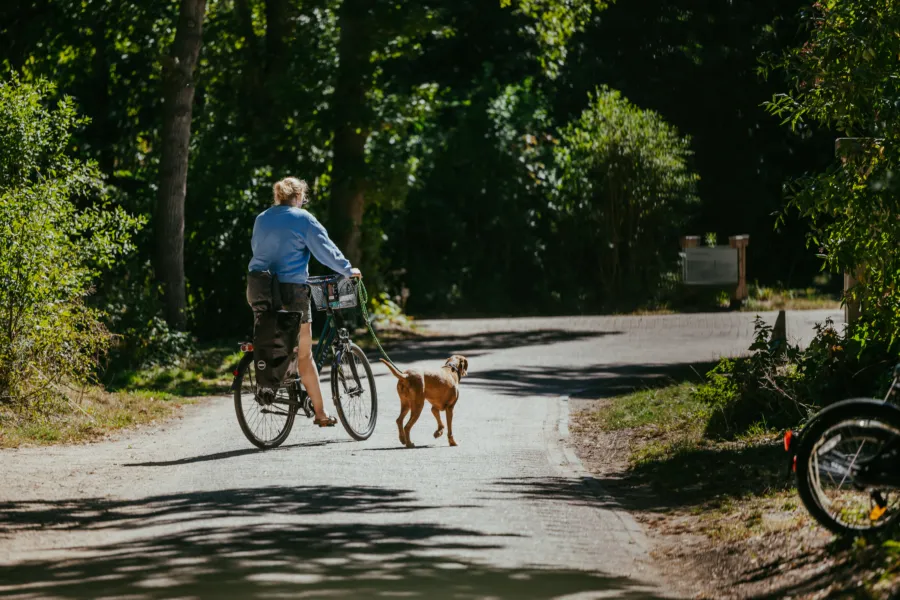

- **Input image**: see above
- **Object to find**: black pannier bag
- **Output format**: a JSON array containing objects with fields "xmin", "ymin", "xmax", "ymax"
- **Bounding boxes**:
[{"xmin": 246, "ymin": 271, "xmax": 302, "ymax": 398}]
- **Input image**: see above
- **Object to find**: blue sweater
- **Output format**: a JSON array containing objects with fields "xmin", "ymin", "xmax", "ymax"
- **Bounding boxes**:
[{"xmin": 248, "ymin": 205, "xmax": 353, "ymax": 284}]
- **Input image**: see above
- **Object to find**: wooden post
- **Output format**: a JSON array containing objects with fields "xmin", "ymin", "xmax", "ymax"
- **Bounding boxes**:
[
  {"xmin": 680, "ymin": 236, "xmax": 700, "ymax": 249},
  {"xmin": 729, "ymin": 235, "xmax": 750, "ymax": 301}
]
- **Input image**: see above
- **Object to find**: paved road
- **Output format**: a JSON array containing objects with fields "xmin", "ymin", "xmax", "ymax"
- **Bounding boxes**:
[{"xmin": 0, "ymin": 310, "xmax": 840, "ymax": 600}]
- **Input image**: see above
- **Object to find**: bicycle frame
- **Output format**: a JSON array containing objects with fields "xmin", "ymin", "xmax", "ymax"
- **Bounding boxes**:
[
  {"xmin": 313, "ymin": 312, "xmax": 338, "ymax": 373},
  {"xmin": 231, "ymin": 296, "xmax": 360, "ymax": 400},
  {"xmin": 784, "ymin": 366, "xmax": 900, "ymax": 481}
]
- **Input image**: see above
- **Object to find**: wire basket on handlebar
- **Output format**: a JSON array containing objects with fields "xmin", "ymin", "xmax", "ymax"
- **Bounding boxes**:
[{"xmin": 307, "ymin": 275, "xmax": 359, "ymax": 311}]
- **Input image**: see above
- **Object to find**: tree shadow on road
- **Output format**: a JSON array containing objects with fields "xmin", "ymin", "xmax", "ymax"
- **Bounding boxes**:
[
  {"xmin": 0, "ymin": 484, "xmax": 665, "ymax": 600},
  {"xmin": 123, "ymin": 439, "xmax": 354, "ymax": 467},
  {"xmin": 377, "ymin": 329, "xmax": 622, "ymax": 365},
  {"xmin": 465, "ymin": 361, "xmax": 715, "ymax": 398},
  {"xmin": 490, "ymin": 467, "xmax": 864, "ymax": 598},
  {"xmin": 0, "ymin": 485, "xmax": 430, "ymax": 536},
  {"xmin": 488, "ymin": 441, "xmax": 786, "ymax": 515}
]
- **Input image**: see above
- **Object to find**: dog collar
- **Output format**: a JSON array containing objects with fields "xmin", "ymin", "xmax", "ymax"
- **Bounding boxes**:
[{"xmin": 444, "ymin": 362, "xmax": 460, "ymax": 375}]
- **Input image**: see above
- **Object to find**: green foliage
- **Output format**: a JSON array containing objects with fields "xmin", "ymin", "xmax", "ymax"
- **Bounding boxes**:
[
  {"xmin": 0, "ymin": 0, "xmax": 841, "ymax": 349},
  {"xmin": 559, "ymin": 0, "xmax": 833, "ymax": 288},
  {"xmin": 554, "ymin": 87, "xmax": 700, "ymax": 305},
  {"xmin": 764, "ymin": 0, "xmax": 900, "ymax": 347},
  {"xmin": 104, "ymin": 343, "xmax": 240, "ymax": 397},
  {"xmin": 395, "ymin": 81, "xmax": 699, "ymax": 314},
  {"xmin": 0, "ymin": 75, "xmax": 140, "ymax": 406},
  {"xmin": 501, "ymin": 0, "xmax": 610, "ymax": 77},
  {"xmin": 696, "ymin": 316, "xmax": 893, "ymax": 437},
  {"xmin": 369, "ymin": 292, "xmax": 415, "ymax": 330},
  {"xmin": 593, "ymin": 382, "xmax": 709, "ymax": 432}
]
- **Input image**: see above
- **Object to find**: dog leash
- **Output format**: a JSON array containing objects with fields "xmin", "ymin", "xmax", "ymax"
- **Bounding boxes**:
[{"xmin": 356, "ymin": 279, "xmax": 401, "ymax": 371}]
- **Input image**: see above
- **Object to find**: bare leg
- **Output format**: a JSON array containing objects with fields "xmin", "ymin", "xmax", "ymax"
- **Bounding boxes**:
[
  {"xmin": 446, "ymin": 404, "xmax": 457, "ymax": 446},
  {"xmin": 297, "ymin": 322, "xmax": 329, "ymax": 421},
  {"xmin": 432, "ymin": 406, "xmax": 444, "ymax": 438}
]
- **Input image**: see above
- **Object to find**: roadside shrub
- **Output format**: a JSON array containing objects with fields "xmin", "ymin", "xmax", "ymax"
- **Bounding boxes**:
[
  {"xmin": 765, "ymin": 0, "xmax": 900, "ymax": 349},
  {"xmin": 369, "ymin": 291, "xmax": 415, "ymax": 330},
  {"xmin": 698, "ymin": 317, "xmax": 893, "ymax": 437},
  {"xmin": 0, "ymin": 75, "xmax": 141, "ymax": 407},
  {"xmin": 553, "ymin": 87, "xmax": 700, "ymax": 308},
  {"xmin": 101, "ymin": 272, "xmax": 194, "ymax": 371}
]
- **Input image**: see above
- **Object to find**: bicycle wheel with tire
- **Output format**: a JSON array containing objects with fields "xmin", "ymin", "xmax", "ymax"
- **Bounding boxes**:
[
  {"xmin": 795, "ymin": 399, "xmax": 900, "ymax": 537},
  {"xmin": 331, "ymin": 343, "xmax": 377, "ymax": 440},
  {"xmin": 234, "ymin": 355, "xmax": 297, "ymax": 449}
]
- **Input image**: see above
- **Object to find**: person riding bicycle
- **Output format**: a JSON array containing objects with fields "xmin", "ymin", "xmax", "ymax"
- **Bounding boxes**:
[{"xmin": 247, "ymin": 176, "xmax": 362, "ymax": 427}]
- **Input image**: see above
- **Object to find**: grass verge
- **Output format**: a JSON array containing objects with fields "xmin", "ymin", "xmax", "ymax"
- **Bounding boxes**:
[
  {"xmin": 0, "ymin": 388, "xmax": 193, "ymax": 449},
  {"xmin": 572, "ymin": 382, "xmax": 899, "ymax": 598},
  {"xmin": 1, "ymin": 324, "xmax": 425, "ymax": 449},
  {"xmin": 635, "ymin": 284, "xmax": 840, "ymax": 315}
]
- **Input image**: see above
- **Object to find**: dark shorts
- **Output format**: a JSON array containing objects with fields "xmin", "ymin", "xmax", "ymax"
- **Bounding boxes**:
[
  {"xmin": 246, "ymin": 271, "xmax": 312, "ymax": 323},
  {"xmin": 278, "ymin": 283, "xmax": 313, "ymax": 324}
]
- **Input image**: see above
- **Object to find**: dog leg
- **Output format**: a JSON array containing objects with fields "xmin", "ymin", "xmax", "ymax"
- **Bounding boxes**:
[
  {"xmin": 396, "ymin": 400, "xmax": 410, "ymax": 446},
  {"xmin": 404, "ymin": 397, "xmax": 424, "ymax": 448},
  {"xmin": 432, "ymin": 406, "xmax": 444, "ymax": 438},
  {"xmin": 446, "ymin": 404, "xmax": 457, "ymax": 446}
]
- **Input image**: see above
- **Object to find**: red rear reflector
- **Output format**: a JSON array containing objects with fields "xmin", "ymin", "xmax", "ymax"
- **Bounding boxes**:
[
  {"xmin": 792, "ymin": 456, "xmax": 797, "ymax": 472},
  {"xmin": 784, "ymin": 430, "xmax": 793, "ymax": 452},
  {"xmin": 233, "ymin": 369, "xmax": 239, "ymax": 377},
  {"xmin": 241, "ymin": 343, "xmax": 253, "ymax": 352}
]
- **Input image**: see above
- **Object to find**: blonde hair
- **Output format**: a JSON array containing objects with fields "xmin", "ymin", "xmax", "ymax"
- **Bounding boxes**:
[{"xmin": 273, "ymin": 177, "xmax": 309, "ymax": 206}]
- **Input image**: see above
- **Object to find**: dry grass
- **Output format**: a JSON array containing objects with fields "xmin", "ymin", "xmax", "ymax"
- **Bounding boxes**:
[
  {"xmin": 572, "ymin": 383, "xmax": 899, "ymax": 598},
  {"xmin": 742, "ymin": 284, "xmax": 840, "ymax": 312},
  {"xmin": 0, "ymin": 387, "xmax": 193, "ymax": 449}
]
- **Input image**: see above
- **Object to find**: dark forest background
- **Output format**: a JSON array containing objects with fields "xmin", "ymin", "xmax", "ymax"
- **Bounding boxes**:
[{"xmin": 1, "ymin": 0, "xmax": 835, "ymax": 348}]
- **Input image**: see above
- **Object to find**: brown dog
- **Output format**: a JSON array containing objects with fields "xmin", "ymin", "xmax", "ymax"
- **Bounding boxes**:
[{"xmin": 380, "ymin": 355, "xmax": 469, "ymax": 448}]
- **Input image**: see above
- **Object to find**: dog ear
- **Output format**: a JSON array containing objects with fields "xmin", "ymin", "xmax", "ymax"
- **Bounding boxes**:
[{"xmin": 459, "ymin": 356, "xmax": 468, "ymax": 377}]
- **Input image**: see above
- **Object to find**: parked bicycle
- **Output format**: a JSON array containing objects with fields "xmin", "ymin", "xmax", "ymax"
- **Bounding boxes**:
[
  {"xmin": 785, "ymin": 364, "xmax": 900, "ymax": 536},
  {"xmin": 230, "ymin": 275, "xmax": 377, "ymax": 449}
]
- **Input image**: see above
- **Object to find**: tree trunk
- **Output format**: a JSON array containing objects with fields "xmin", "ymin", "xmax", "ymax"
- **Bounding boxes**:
[
  {"xmin": 90, "ymin": 14, "xmax": 115, "ymax": 175},
  {"xmin": 154, "ymin": 0, "xmax": 206, "ymax": 330},
  {"xmin": 264, "ymin": 0, "xmax": 290, "ymax": 79},
  {"xmin": 330, "ymin": 0, "xmax": 374, "ymax": 266}
]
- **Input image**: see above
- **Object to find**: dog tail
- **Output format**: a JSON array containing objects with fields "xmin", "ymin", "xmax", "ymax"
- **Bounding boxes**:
[{"xmin": 380, "ymin": 358, "xmax": 406, "ymax": 380}]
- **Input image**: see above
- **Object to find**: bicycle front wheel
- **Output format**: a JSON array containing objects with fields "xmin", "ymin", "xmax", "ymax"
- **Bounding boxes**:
[
  {"xmin": 234, "ymin": 355, "xmax": 297, "ymax": 449},
  {"xmin": 331, "ymin": 344, "xmax": 377, "ymax": 440}
]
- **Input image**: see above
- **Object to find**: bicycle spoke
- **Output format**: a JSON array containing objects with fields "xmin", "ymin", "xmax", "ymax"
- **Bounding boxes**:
[
  {"xmin": 838, "ymin": 439, "xmax": 866, "ymax": 490},
  {"xmin": 332, "ymin": 347, "xmax": 376, "ymax": 440}
]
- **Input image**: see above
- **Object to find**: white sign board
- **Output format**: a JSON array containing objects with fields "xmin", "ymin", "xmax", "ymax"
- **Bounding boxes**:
[{"xmin": 682, "ymin": 247, "xmax": 739, "ymax": 286}]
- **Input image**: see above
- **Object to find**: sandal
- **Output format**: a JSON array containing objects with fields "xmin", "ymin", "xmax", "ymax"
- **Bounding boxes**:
[{"xmin": 314, "ymin": 416, "xmax": 337, "ymax": 427}]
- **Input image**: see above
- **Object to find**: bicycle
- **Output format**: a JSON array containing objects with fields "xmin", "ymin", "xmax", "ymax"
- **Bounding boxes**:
[
  {"xmin": 230, "ymin": 275, "xmax": 378, "ymax": 449},
  {"xmin": 785, "ymin": 364, "xmax": 900, "ymax": 536}
]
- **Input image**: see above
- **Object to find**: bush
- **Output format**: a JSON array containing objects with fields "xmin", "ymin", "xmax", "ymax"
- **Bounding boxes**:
[
  {"xmin": 553, "ymin": 87, "xmax": 700, "ymax": 307},
  {"xmin": 100, "ymin": 272, "xmax": 195, "ymax": 371},
  {"xmin": 697, "ymin": 316, "xmax": 893, "ymax": 437},
  {"xmin": 765, "ymin": 0, "xmax": 900, "ymax": 348},
  {"xmin": 0, "ymin": 75, "xmax": 140, "ymax": 407}
]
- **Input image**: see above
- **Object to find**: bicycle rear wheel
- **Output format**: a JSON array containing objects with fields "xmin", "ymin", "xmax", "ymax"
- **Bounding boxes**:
[
  {"xmin": 796, "ymin": 400, "xmax": 900, "ymax": 536},
  {"xmin": 331, "ymin": 344, "xmax": 377, "ymax": 440},
  {"xmin": 234, "ymin": 356, "xmax": 297, "ymax": 449}
]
